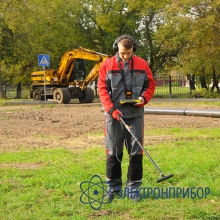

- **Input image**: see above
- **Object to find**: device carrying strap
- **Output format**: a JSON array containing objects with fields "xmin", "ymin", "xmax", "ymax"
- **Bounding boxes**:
[{"xmin": 117, "ymin": 58, "xmax": 134, "ymax": 99}]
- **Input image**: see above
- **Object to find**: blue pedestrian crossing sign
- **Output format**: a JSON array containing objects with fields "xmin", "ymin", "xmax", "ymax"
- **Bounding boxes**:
[{"xmin": 38, "ymin": 54, "xmax": 50, "ymax": 67}]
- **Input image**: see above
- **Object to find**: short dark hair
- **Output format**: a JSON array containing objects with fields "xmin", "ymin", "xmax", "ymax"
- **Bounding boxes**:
[{"xmin": 118, "ymin": 38, "xmax": 134, "ymax": 50}]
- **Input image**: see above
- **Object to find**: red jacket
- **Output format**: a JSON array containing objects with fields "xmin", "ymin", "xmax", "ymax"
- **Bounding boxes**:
[{"xmin": 98, "ymin": 54, "xmax": 155, "ymax": 118}]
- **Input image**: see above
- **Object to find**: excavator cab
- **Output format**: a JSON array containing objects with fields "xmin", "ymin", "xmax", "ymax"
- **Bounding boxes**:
[{"xmin": 69, "ymin": 59, "xmax": 86, "ymax": 82}]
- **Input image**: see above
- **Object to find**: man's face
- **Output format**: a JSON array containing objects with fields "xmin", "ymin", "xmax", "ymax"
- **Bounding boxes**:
[{"xmin": 118, "ymin": 43, "xmax": 133, "ymax": 62}]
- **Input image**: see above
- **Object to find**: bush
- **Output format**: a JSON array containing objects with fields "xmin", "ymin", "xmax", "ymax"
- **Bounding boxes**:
[{"xmin": 190, "ymin": 88, "xmax": 220, "ymax": 98}]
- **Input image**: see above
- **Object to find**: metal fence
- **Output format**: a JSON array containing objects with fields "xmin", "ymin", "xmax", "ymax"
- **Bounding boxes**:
[
  {"xmin": 154, "ymin": 74, "xmax": 220, "ymax": 98},
  {"xmin": 154, "ymin": 75, "xmax": 189, "ymax": 98},
  {"xmin": 4, "ymin": 84, "xmax": 30, "ymax": 99}
]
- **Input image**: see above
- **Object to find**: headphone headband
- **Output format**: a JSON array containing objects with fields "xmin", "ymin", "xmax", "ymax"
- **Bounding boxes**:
[{"xmin": 113, "ymin": 34, "xmax": 137, "ymax": 52}]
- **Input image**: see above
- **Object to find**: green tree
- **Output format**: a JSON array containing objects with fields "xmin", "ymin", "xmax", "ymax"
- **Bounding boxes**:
[
  {"xmin": 63, "ymin": 0, "xmax": 144, "ymax": 54},
  {"xmin": 137, "ymin": 0, "xmax": 176, "ymax": 74},
  {"xmin": 154, "ymin": 0, "xmax": 220, "ymax": 90},
  {"xmin": 0, "ymin": 16, "xmax": 15, "ymax": 98}
]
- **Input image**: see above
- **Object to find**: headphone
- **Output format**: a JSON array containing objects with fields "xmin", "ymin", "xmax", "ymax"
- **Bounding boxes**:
[{"xmin": 113, "ymin": 34, "xmax": 137, "ymax": 52}]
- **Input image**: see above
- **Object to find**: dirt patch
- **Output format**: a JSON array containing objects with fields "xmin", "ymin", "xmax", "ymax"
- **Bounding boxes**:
[
  {"xmin": 0, "ymin": 162, "xmax": 44, "ymax": 169},
  {"xmin": 89, "ymin": 210, "xmax": 113, "ymax": 218},
  {"xmin": 1, "ymin": 100, "xmax": 220, "ymax": 156}
]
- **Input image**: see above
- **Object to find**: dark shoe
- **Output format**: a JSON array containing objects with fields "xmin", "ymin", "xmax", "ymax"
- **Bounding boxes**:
[
  {"xmin": 126, "ymin": 189, "xmax": 141, "ymax": 202},
  {"xmin": 130, "ymin": 193, "xmax": 141, "ymax": 202},
  {"xmin": 105, "ymin": 190, "xmax": 121, "ymax": 202}
]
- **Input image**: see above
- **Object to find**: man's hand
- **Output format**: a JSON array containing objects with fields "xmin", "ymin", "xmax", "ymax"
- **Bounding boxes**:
[
  {"xmin": 112, "ymin": 109, "xmax": 123, "ymax": 121},
  {"xmin": 134, "ymin": 97, "xmax": 145, "ymax": 108}
]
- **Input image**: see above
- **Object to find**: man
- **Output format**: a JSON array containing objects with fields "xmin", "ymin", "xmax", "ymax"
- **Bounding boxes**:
[{"xmin": 98, "ymin": 34, "xmax": 155, "ymax": 200}]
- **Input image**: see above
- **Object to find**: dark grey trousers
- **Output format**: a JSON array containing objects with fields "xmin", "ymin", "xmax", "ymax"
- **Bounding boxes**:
[{"xmin": 104, "ymin": 116, "xmax": 144, "ymax": 193}]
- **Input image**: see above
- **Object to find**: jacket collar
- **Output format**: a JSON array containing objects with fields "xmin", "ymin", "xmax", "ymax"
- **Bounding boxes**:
[{"xmin": 116, "ymin": 53, "xmax": 133, "ymax": 63}]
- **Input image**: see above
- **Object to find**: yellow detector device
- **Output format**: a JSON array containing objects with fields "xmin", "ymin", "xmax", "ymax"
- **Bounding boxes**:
[{"xmin": 120, "ymin": 99, "xmax": 141, "ymax": 105}]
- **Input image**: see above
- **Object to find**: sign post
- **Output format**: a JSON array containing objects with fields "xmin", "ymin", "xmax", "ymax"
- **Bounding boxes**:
[{"xmin": 38, "ymin": 54, "xmax": 50, "ymax": 101}]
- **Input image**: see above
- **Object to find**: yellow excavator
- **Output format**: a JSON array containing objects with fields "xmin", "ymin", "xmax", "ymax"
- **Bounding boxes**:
[{"xmin": 30, "ymin": 47, "xmax": 109, "ymax": 104}]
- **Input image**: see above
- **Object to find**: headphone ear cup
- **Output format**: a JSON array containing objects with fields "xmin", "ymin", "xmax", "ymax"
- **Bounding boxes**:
[
  {"xmin": 133, "ymin": 44, "xmax": 137, "ymax": 52},
  {"xmin": 113, "ymin": 40, "xmax": 118, "ymax": 52}
]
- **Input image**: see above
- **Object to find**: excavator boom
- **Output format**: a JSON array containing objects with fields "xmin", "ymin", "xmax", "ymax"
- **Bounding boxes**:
[{"xmin": 57, "ymin": 47, "xmax": 108, "ymax": 84}]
